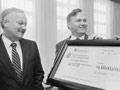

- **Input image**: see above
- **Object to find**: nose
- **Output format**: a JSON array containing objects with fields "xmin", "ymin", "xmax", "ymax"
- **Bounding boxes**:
[
  {"xmin": 22, "ymin": 25, "xmax": 26, "ymax": 29},
  {"xmin": 82, "ymin": 20, "xmax": 87, "ymax": 24},
  {"xmin": 80, "ymin": 18, "xmax": 87, "ymax": 24},
  {"xmin": 20, "ymin": 25, "xmax": 26, "ymax": 33},
  {"xmin": 80, "ymin": 23, "xmax": 87, "ymax": 28},
  {"xmin": 22, "ymin": 24, "xmax": 26, "ymax": 28},
  {"xmin": 80, "ymin": 19, "xmax": 87, "ymax": 28}
]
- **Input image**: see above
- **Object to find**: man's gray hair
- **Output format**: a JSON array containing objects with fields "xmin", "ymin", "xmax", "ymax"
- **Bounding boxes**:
[
  {"xmin": 0, "ymin": 8, "xmax": 24, "ymax": 28},
  {"xmin": 67, "ymin": 8, "xmax": 82, "ymax": 23}
]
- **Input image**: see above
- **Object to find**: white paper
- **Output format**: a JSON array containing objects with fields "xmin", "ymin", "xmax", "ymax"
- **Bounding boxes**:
[{"xmin": 54, "ymin": 46, "xmax": 120, "ymax": 90}]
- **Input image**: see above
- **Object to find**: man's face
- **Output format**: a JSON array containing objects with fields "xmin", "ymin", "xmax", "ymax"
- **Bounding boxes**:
[
  {"xmin": 3, "ymin": 12, "xmax": 27, "ymax": 40},
  {"xmin": 68, "ymin": 12, "xmax": 87, "ymax": 35}
]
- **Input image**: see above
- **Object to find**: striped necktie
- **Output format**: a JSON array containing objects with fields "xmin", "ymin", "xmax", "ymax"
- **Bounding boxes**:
[{"xmin": 11, "ymin": 43, "xmax": 23, "ymax": 81}]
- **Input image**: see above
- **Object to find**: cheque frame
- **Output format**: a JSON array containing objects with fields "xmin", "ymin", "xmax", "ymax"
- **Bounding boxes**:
[{"xmin": 47, "ymin": 39, "xmax": 120, "ymax": 90}]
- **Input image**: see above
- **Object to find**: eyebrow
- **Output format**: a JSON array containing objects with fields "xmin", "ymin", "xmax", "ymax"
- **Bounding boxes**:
[
  {"xmin": 76, "ymin": 18, "xmax": 87, "ymax": 21},
  {"xmin": 17, "ymin": 20, "xmax": 27, "ymax": 25}
]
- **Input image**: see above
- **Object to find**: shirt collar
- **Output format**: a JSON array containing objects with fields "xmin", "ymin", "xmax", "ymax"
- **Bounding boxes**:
[
  {"xmin": 2, "ymin": 34, "xmax": 20, "ymax": 48},
  {"xmin": 70, "ymin": 34, "xmax": 85, "ymax": 40}
]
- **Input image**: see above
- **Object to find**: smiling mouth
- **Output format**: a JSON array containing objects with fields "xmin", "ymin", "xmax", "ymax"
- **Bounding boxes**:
[
  {"xmin": 79, "ymin": 25, "xmax": 87, "ymax": 28},
  {"xmin": 18, "ymin": 29, "xmax": 26, "ymax": 34},
  {"xmin": 79, "ymin": 26, "xmax": 87, "ymax": 28}
]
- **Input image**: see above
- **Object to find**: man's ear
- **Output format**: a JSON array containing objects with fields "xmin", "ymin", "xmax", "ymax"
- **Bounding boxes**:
[
  {"xmin": 3, "ymin": 19, "xmax": 9, "ymax": 27},
  {"xmin": 67, "ymin": 23, "xmax": 71, "ymax": 29}
]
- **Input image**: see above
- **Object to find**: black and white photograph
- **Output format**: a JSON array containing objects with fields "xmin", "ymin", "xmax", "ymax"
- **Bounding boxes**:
[{"xmin": 0, "ymin": 0, "xmax": 120, "ymax": 90}]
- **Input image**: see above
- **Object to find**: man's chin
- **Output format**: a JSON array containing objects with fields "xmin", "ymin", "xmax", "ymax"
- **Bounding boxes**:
[
  {"xmin": 78, "ymin": 31, "xmax": 86, "ymax": 34},
  {"xmin": 16, "ymin": 35, "xmax": 24, "ymax": 40},
  {"xmin": 19, "ymin": 33, "xmax": 24, "ymax": 37},
  {"xmin": 77, "ymin": 29, "xmax": 87, "ymax": 33}
]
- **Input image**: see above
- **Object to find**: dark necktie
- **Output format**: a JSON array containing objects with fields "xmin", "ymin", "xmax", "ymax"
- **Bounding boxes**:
[
  {"xmin": 11, "ymin": 43, "xmax": 23, "ymax": 81},
  {"xmin": 76, "ymin": 38, "xmax": 81, "ymax": 40}
]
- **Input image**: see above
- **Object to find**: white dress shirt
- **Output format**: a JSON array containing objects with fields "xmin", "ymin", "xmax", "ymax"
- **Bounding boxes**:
[
  {"xmin": 2, "ymin": 35, "xmax": 23, "ymax": 70},
  {"xmin": 70, "ymin": 35, "xmax": 86, "ymax": 40}
]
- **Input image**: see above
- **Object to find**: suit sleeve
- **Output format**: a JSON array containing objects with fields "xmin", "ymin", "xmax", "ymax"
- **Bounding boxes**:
[
  {"xmin": 55, "ymin": 43, "xmax": 59, "ymax": 55},
  {"xmin": 56, "ymin": 40, "xmax": 65, "ymax": 55},
  {"xmin": 33, "ymin": 42, "xmax": 44, "ymax": 90},
  {"xmin": 54, "ymin": 40, "xmax": 66, "ymax": 64}
]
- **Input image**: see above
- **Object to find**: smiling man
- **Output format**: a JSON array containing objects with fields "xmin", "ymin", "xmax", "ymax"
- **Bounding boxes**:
[
  {"xmin": 1, "ymin": 9, "xmax": 27, "ymax": 41},
  {"xmin": 0, "ymin": 8, "xmax": 44, "ymax": 90},
  {"xmin": 56, "ymin": 9, "xmax": 88, "ymax": 56},
  {"xmin": 67, "ymin": 9, "xmax": 87, "ymax": 39},
  {"xmin": 56, "ymin": 8, "xmax": 103, "ymax": 55}
]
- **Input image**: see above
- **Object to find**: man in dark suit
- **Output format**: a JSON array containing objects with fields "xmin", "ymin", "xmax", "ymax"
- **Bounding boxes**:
[
  {"xmin": 56, "ymin": 8, "xmax": 102, "ymax": 90},
  {"xmin": 0, "ymin": 8, "xmax": 44, "ymax": 90}
]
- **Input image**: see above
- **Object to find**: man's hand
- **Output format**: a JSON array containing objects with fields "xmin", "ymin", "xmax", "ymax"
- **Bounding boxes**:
[
  {"xmin": 89, "ymin": 34, "xmax": 103, "ymax": 40},
  {"xmin": 43, "ymin": 83, "xmax": 54, "ymax": 90},
  {"xmin": 114, "ymin": 36, "xmax": 120, "ymax": 40}
]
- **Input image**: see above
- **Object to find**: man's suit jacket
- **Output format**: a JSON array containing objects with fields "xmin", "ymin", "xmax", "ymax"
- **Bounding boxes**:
[
  {"xmin": 55, "ymin": 34, "xmax": 88, "ymax": 90},
  {"xmin": 56, "ymin": 34, "xmax": 88, "ymax": 57},
  {"xmin": 0, "ymin": 35, "xmax": 44, "ymax": 90}
]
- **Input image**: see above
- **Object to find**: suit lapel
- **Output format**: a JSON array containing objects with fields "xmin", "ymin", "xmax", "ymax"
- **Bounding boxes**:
[
  {"xmin": 19, "ymin": 39, "xmax": 29, "ymax": 79},
  {"xmin": 0, "ymin": 35, "xmax": 19, "ymax": 81},
  {"xmin": 84, "ymin": 34, "xmax": 88, "ymax": 40}
]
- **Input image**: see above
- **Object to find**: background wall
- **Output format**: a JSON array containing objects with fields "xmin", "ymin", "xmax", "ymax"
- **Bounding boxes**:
[
  {"xmin": 112, "ymin": 2, "xmax": 120, "ymax": 37},
  {"xmin": 35, "ymin": 0, "xmax": 57, "ymax": 82}
]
